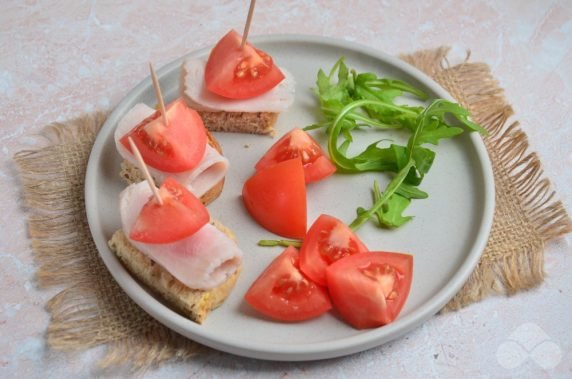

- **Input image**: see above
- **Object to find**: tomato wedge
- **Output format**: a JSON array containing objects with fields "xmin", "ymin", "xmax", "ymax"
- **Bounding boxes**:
[
  {"xmin": 204, "ymin": 29, "xmax": 285, "ymax": 99},
  {"xmin": 255, "ymin": 128, "xmax": 336, "ymax": 183},
  {"xmin": 326, "ymin": 252, "xmax": 413, "ymax": 329},
  {"xmin": 120, "ymin": 99, "xmax": 207, "ymax": 173},
  {"xmin": 242, "ymin": 158, "xmax": 307, "ymax": 239},
  {"xmin": 299, "ymin": 214, "xmax": 368, "ymax": 286},
  {"xmin": 244, "ymin": 246, "xmax": 332, "ymax": 321},
  {"xmin": 129, "ymin": 177, "xmax": 210, "ymax": 244}
]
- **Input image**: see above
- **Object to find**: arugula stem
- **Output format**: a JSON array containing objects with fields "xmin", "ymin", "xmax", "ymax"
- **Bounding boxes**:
[
  {"xmin": 322, "ymin": 108, "xmax": 395, "ymax": 128},
  {"xmin": 349, "ymin": 113, "xmax": 400, "ymax": 129},
  {"xmin": 258, "ymin": 239, "xmax": 302, "ymax": 248}
]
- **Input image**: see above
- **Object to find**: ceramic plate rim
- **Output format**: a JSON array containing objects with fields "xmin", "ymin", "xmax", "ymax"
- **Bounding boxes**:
[{"xmin": 85, "ymin": 34, "xmax": 495, "ymax": 361}]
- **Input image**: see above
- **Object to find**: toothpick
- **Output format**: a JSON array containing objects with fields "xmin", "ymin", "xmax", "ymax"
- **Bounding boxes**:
[
  {"xmin": 240, "ymin": 0, "xmax": 256, "ymax": 49},
  {"xmin": 128, "ymin": 136, "xmax": 163, "ymax": 205},
  {"xmin": 149, "ymin": 62, "xmax": 169, "ymax": 127}
]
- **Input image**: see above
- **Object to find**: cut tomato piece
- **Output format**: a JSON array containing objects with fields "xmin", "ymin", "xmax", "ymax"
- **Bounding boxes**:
[
  {"xmin": 120, "ymin": 99, "xmax": 207, "ymax": 173},
  {"xmin": 244, "ymin": 246, "xmax": 332, "ymax": 321},
  {"xmin": 242, "ymin": 158, "xmax": 307, "ymax": 239},
  {"xmin": 326, "ymin": 252, "xmax": 413, "ymax": 329},
  {"xmin": 129, "ymin": 177, "xmax": 210, "ymax": 244},
  {"xmin": 205, "ymin": 29, "xmax": 285, "ymax": 99},
  {"xmin": 299, "ymin": 214, "xmax": 368, "ymax": 286},
  {"xmin": 255, "ymin": 128, "xmax": 336, "ymax": 183}
]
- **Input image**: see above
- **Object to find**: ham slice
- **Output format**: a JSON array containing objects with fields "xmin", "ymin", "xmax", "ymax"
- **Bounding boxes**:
[
  {"xmin": 183, "ymin": 58, "xmax": 295, "ymax": 113},
  {"xmin": 114, "ymin": 103, "xmax": 228, "ymax": 198},
  {"xmin": 120, "ymin": 181, "xmax": 243, "ymax": 290}
]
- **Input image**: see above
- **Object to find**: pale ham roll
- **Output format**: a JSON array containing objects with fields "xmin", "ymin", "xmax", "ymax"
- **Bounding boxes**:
[
  {"xmin": 120, "ymin": 181, "xmax": 243, "ymax": 290},
  {"xmin": 114, "ymin": 103, "xmax": 228, "ymax": 198},
  {"xmin": 183, "ymin": 58, "xmax": 295, "ymax": 112}
]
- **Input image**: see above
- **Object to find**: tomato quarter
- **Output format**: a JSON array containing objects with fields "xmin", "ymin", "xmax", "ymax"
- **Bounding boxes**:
[
  {"xmin": 244, "ymin": 246, "xmax": 332, "ymax": 321},
  {"xmin": 120, "ymin": 99, "xmax": 207, "ymax": 173},
  {"xmin": 299, "ymin": 214, "xmax": 368, "ymax": 286},
  {"xmin": 255, "ymin": 128, "xmax": 336, "ymax": 183},
  {"xmin": 326, "ymin": 251, "xmax": 413, "ymax": 329},
  {"xmin": 204, "ymin": 29, "xmax": 285, "ymax": 99},
  {"xmin": 129, "ymin": 177, "xmax": 210, "ymax": 244},
  {"xmin": 242, "ymin": 158, "xmax": 307, "ymax": 239}
]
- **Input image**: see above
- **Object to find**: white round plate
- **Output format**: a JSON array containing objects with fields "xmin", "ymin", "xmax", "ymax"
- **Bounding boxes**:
[{"xmin": 85, "ymin": 35, "xmax": 494, "ymax": 361}]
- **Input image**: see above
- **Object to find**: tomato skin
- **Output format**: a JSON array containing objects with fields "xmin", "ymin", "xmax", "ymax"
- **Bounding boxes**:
[
  {"xmin": 205, "ymin": 29, "xmax": 285, "ymax": 99},
  {"xmin": 242, "ymin": 158, "xmax": 307, "ymax": 239},
  {"xmin": 255, "ymin": 128, "xmax": 336, "ymax": 183},
  {"xmin": 120, "ymin": 99, "xmax": 207, "ymax": 173},
  {"xmin": 326, "ymin": 252, "xmax": 413, "ymax": 329},
  {"xmin": 244, "ymin": 246, "xmax": 332, "ymax": 321},
  {"xmin": 299, "ymin": 214, "xmax": 368, "ymax": 286},
  {"xmin": 129, "ymin": 177, "xmax": 210, "ymax": 244},
  {"xmin": 304, "ymin": 155, "xmax": 337, "ymax": 183}
]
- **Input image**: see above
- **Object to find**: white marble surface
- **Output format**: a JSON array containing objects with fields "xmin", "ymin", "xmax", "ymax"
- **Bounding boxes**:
[{"xmin": 1, "ymin": 0, "xmax": 571, "ymax": 377}]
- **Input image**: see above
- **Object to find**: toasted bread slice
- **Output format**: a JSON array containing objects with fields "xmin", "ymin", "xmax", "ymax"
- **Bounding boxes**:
[
  {"xmin": 119, "ymin": 128, "xmax": 224, "ymax": 205},
  {"xmin": 108, "ymin": 227, "xmax": 241, "ymax": 324},
  {"xmin": 197, "ymin": 110, "xmax": 278, "ymax": 136}
]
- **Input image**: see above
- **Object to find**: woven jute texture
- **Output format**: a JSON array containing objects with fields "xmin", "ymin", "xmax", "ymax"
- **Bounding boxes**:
[{"xmin": 13, "ymin": 48, "xmax": 572, "ymax": 369}]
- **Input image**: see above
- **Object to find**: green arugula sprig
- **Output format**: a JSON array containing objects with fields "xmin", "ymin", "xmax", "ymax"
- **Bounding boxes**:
[{"xmin": 307, "ymin": 57, "xmax": 487, "ymax": 230}]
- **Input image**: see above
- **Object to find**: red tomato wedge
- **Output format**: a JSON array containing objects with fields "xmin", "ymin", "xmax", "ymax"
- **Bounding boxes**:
[
  {"xmin": 326, "ymin": 252, "xmax": 413, "ymax": 329},
  {"xmin": 255, "ymin": 128, "xmax": 336, "ymax": 183},
  {"xmin": 120, "ymin": 99, "xmax": 207, "ymax": 173},
  {"xmin": 204, "ymin": 29, "xmax": 285, "ymax": 99},
  {"xmin": 244, "ymin": 246, "xmax": 332, "ymax": 321},
  {"xmin": 129, "ymin": 177, "xmax": 210, "ymax": 244},
  {"xmin": 242, "ymin": 158, "xmax": 307, "ymax": 239},
  {"xmin": 299, "ymin": 214, "xmax": 368, "ymax": 286}
]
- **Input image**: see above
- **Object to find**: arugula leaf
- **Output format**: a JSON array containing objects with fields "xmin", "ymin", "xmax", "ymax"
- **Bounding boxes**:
[
  {"xmin": 396, "ymin": 182, "xmax": 428, "ymax": 199},
  {"xmin": 355, "ymin": 181, "xmax": 427, "ymax": 230},
  {"xmin": 374, "ymin": 192, "xmax": 413, "ymax": 228},
  {"xmin": 311, "ymin": 58, "xmax": 486, "ymax": 231},
  {"xmin": 411, "ymin": 99, "xmax": 487, "ymax": 147}
]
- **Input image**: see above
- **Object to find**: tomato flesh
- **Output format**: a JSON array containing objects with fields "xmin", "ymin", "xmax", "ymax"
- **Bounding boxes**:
[
  {"xmin": 326, "ymin": 252, "xmax": 413, "ymax": 329},
  {"xmin": 205, "ymin": 29, "xmax": 285, "ymax": 99},
  {"xmin": 255, "ymin": 128, "xmax": 336, "ymax": 183},
  {"xmin": 242, "ymin": 158, "xmax": 307, "ymax": 239},
  {"xmin": 120, "ymin": 99, "xmax": 207, "ymax": 173},
  {"xmin": 299, "ymin": 214, "xmax": 368, "ymax": 286},
  {"xmin": 129, "ymin": 177, "xmax": 210, "ymax": 244},
  {"xmin": 244, "ymin": 246, "xmax": 332, "ymax": 321}
]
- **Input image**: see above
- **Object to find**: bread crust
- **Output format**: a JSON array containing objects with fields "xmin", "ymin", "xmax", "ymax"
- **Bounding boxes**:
[{"xmin": 108, "ymin": 229, "xmax": 241, "ymax": 324}]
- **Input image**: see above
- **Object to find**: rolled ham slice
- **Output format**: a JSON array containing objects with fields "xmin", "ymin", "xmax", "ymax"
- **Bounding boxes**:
[
  {"xmin": 183, "ymin": 58, "xmax": 295, "ymax": 113},
  {"xmin": 114, "ymin": 103, "xmax": 228, "ymax": 198},
  {"xmin": 120, "ymin": 181, "xmax": 243, "ymax": 290}
]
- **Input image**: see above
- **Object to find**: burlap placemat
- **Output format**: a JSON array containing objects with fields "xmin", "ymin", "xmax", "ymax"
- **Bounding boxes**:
[{"xmin": 13, "ymin": 48, "xmax": 572, "ymax": 369}]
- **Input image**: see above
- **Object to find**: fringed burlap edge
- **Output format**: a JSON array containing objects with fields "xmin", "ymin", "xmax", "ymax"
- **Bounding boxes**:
[
  {"xmin": 44, "ymin": 281, "xmax": 206, "ymax": 370},
  {"xmin": 401, "ymin": 47, "xmax": 572, "ymax": 310}
]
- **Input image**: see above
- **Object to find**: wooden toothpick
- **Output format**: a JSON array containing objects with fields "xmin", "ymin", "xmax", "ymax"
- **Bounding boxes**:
[
  {"xmin": 128, "ymin": 136, "xmax": 163, "ymax": 205},
  {"xmin": 149, "ymin": 62, "xmax": 169, "ymax": 127},
  {"xmin": 240, "ymin": 0, "xmax": 256, "ymax": 49}
]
